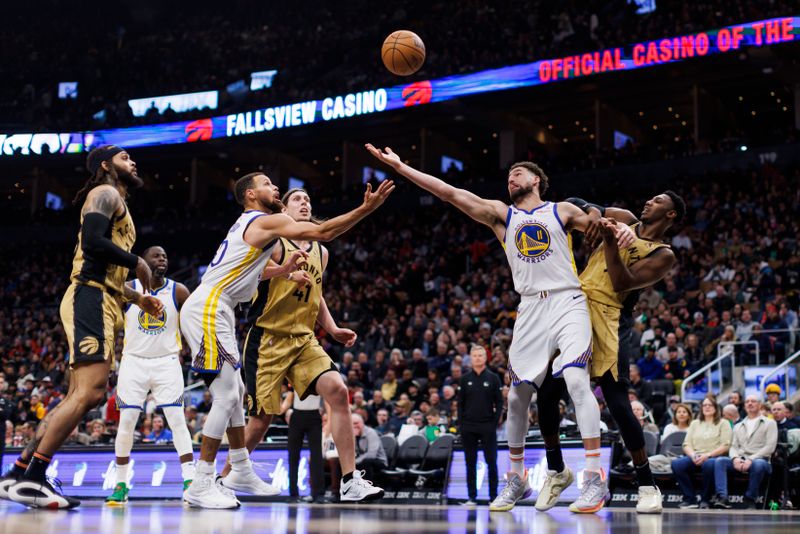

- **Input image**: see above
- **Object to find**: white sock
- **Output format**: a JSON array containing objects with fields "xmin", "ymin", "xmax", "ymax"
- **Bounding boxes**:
[
  {"xmin": 196, "ymin": 460, "xmax": 214, "ymax": 480},
  {"xmin": 585, "ymin": 449, "xmax": 601, "ymax": 472},
  {"xmin": 115, "ymin": 462, "xmax": 129, "ymax": 485},
  {"xmin": 509, "ymin": 453, "xmax": 525, "ymax": 477},
  {"xmin": 181, "ymin": 461, "xmax": 196, "ymax": 482},
  {"xmin": 229, "ymin": 448, "xmax": 250, "ymax": 472}
]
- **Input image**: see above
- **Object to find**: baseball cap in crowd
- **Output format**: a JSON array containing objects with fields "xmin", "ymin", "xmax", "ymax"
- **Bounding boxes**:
[{"xmin": 669, "ymin": 395, "xmax": 681, "ymax": 403}]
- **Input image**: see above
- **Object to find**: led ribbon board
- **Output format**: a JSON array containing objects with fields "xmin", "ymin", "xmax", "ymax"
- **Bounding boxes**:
[{"xmin": 1, "ymin": 16, "xmax": 796, "ymax": 157}]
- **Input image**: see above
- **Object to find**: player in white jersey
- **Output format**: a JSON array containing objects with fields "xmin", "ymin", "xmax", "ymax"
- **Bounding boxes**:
[
  {"xmin": 181, "ymin": 171, "xmax": 394, "ymax": 509},
  {"xmin": 366, "ymin": 144, "xmax": 633, "ymax": 513},
  {"xmin": 106, "ymin": 246, "xmax": 195, "ymax": 505}
]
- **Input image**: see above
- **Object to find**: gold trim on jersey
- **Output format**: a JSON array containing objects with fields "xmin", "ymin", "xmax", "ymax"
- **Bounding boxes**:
[{"xmin": 200, "ymin": 246, "xmax": 262, "ymax": 370}]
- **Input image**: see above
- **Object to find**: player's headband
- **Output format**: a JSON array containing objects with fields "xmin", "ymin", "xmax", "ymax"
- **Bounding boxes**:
[{"xmin": 87, "ymin": 145, "xmax": 125, "ymax": 175}]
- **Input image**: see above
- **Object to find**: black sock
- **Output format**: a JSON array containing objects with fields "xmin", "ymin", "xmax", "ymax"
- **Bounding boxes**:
[
  {"xmin": 342, "ymin": 471, "xmax": 354, "ymax": 483},
  {"xmin": 26, "ymin": 453, "xmax": 51, "ymax": 482},
  {"xmin": 545, "ymin": 447, "xmax": 565, "ymax": 473},
  {"xmin": 634, "ymin": 461, "xmax": 655, "ymax": 487},
  {"xmin": 9, "ymin": 458, "xmax": 29, "ymax": 477}
]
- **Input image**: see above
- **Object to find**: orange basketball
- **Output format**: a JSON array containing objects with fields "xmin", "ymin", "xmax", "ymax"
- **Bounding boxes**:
[{"xmin": 381, "ymin": 30, "xmax": 426, "ymax": 76}]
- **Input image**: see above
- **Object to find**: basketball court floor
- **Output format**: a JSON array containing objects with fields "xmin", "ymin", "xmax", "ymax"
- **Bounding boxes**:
[{"xmin": 0, "ymin": 501, "xmax": 798, "ymax": 534}]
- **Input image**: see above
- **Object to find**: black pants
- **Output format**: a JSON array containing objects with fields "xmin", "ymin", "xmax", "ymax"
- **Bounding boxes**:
[
  {"xmin": 461, "ymin": 426, "xmax": 498, "ymax": 501},
  {"xmin": 288, "ymin": 409, "xmax": 324, "ymax": 498}
]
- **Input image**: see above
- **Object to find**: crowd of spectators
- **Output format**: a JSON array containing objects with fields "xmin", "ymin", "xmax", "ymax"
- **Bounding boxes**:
[
  {"xmin": 1, "ymin": 0, "xmax": 793, "ymax": 130},
  {"xmin": 1, "ymin": 150, "xmax": 799, "ymax": 504}
]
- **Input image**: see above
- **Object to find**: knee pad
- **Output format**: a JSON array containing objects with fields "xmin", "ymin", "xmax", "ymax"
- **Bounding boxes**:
[
  {"xmin": 562, "ymin": 367, "xmax": 600, "ymax": 439},
  {"xmin": 162, "ymin": 405, "xmax": 194, "ymax": 457},
  {"xmin": 506, "ymin": 384, "xmax": 534, "ymax": 448},
  {"xmin": 115, "ymin": 409, "xmax": 140, "ymax": 457}
]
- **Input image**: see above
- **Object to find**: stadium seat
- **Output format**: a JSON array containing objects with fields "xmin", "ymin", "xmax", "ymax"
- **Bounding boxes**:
[
  {"xmin": 380, "ymin": 434, "xmax": 399, "ymax": 466},
  {"xmin": 381, "ymin": 434, "xmax": 428, "ymax": 479},
  {"xmin": 408, "ymin": 434, "xmax": 456, "ymax": 477},
  {"xmin": 652, "ymin": 431, "xmax": 686, "ymax": 479},
  {"xmin": 643, "ymin": 431, "xmax": 660, "ymax": 457}
]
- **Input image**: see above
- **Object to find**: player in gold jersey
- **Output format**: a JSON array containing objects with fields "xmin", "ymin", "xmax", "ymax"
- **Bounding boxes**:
[
  {"xmin": 536, "ymin": 191, "xmax": 684, "ymax": 514},
  {"xmin": 222, "ymin": 187, "xmax": 383, "ymax": 501},
  {"xmin": 6, "ymin": 146, "xmax": 163, "ymax": 510}
]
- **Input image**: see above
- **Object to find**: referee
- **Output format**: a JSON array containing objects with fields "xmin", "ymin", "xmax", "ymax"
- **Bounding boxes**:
[{"xmin": 458, "ymin": 345, "xmax": 503, "ymax": 504}]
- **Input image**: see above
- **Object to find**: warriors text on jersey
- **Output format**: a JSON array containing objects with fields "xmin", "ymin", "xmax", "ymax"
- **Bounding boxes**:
[
  {"xmin": 250, "ymin": 238, "xmax": 324, "ymax": 336},
  {"xmin": 181, "ymin": 210, "xmax": 277, "ymax": 372},
  {"xmin": 71, "ymin": 205, "xmax": 136, "ymax": 295},
  {"xmin": 123, "ymin": 279, "xmax": 181, "ymax": 358},
  {"xmin": 503, "ymin": 202, "xmax": 580, "ymax": 296}
]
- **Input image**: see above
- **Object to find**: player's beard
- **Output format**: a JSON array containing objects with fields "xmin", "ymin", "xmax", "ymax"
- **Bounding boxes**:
[
  {"xmin": 114, "ymin": 163, "xmax": 144, "ymax": 189},
  {"xmin": 264, "ymin": 198, "xmax": 285, "ymax": 214},
  {"xmin": 510, "ymin": 184, "xmax": 534, "ymax": 203}
]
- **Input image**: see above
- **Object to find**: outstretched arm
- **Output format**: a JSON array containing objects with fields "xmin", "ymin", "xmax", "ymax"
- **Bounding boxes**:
[
  {"xmin": 244, "ymin": 181, "xmax": 394, "ymax": 248},
  {"xmin": 366, "ymin": 144, "xmax": 507, "ymax": 240},
  {"xmin": 122, "ymin": 284, "xmax": 164, "ymax": 317},
  {"xmin": 598, "ymin": 219, "xmax": 675, "ymax": 292}
]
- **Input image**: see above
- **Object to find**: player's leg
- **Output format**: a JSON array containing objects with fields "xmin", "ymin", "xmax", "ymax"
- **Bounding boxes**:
[
  {"xmin": 221, "ymin": 326, "xmax": 273, "ymax": 477},
  {"xmin": 151, "ymin": 355, "xmax": 195, "ymax": 490},
  {"xmin": 106, "ymin": 354, "xmax": 147, "ymax": 504},
  {"xmin": 591, "ymin": 300, "xmax": 661, "ymax": 513},
  {"xmin": 180, "ymin": 292, "xmax": 240, "ymax": 509},
  {"xmin": 219, "ymin": 365, "xmax": 279, "ymax": 497},
  {"xmin": 0, "ymin": 373, "xmax": 75, "ymax": 499},
  {"xmin": 314, "ymin": 370, "xmax": 384, "ymax": 501},
  {"xmin": 533, "ymin": 370, "xmax": 576, "ymax": 511},
  {"xmin": 490, "ymin": 381, "xmax": 535, "ymax": 511}
]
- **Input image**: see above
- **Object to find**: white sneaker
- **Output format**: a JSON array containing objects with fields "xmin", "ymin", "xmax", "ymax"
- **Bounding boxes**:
[
  {"xmin": 490, "ymin": 471, "xmax": 533, "ymax": 512},
  {"xmin": 535, "ymin": 466, "xmax": 574, "ymax": 511},
  {"xmin": 215, "ymin": 475, "xmax": 241, "ymax": 506},
  {"xmin": 184, "ymin": 476, "xmax": 239, "ymax": 509},
  {"xmin": 340, "ymin": 470, "xmax": 384, "ymax": 502},
  {"xmin": 222, "ymin": 463, "xmax": 280, "ymax": 496},
  {"xmin": 636, "ymin": 485, "xmax": 663, "ymax": 514}
]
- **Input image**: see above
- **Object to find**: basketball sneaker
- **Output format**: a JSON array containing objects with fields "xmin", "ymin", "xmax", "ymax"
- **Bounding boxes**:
[
  {"xmin": 105, "ymin": 482, "xmax": 130, "ymax": 506},
  {"xmin": 0, "ymin": 471, "xmax": 23, "ymax": 500},
  {"xmin": 215, "ymin": 475, "xmax": 240, "ymax": 506},
  {"xmin": 569, "ymin": 469, "xmax": 609, "ymax": 514},
  {"xmin": 636, "ymin": 485, "xmax": 663, "ymax": 514},
  {"xmin": 535, "ymin": 466, "xmax": 574, "ymax": 511},
  {"xmin": 489, "ymin": 471, "xmax": 532, "ymax": 511},
  {"xmin": 339, "ymin": 470, "xmax": 385, "ymax": 502},
  {"xmin": 8, "ymin": 477, "xmax": 81, "ymax": 509},
  {"xmin": 222, "ymin": 463, "xmax": 279, "ymax": 496},
  {"xmin": 183, "ymin": 476, "xmax": 239, "ymax": 509}
]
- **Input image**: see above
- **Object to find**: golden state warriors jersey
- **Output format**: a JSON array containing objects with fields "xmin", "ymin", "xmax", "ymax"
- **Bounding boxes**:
[
  {"xmin": 71, "ymin": 204, "xmax": 136, "ymax": 295},
  {"xmin": 503, "ymin": 202, "xmax": 581, "ymax": 296},
  {"xmin": 200, "ymin": 210, "xmax": 276, "ymax": 304},
  {"xmin": 123, "ymin": 278, "xmax": 181, "ymax": 358},
  {"xmin": 252, "ymin": 238, "xmax": 323, "ymax": 336},
  {"xmin": 580, "ymin": 223, "xmax": 670, "ymax": 310}
]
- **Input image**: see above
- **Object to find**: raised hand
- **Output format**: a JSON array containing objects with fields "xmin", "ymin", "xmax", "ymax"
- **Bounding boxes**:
[
  {"xmin": 365, "ymin": 143, "xmax": 402, "ymax": 169},
  {"xmin": 139, "ymin": 295, "xmax": 164, "ymax": 318},
  {"xmin": 362, "ymin": 179, "xmax": 395, "ymax": 211},
  {"xmin": 286, "ymin": 250, "xmax": 309, "ymax": 271},
  {"xmin": 289, "ymin": 270, "xmax": 313, "ymax": 287}
]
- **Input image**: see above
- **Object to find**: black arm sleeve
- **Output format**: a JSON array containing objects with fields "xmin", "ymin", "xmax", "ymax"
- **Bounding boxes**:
[
  {"xmin": 81, "ymin": 212, "xmax": 139, "ymax": 270},
  {"xmin": 564, "ymin": 197, "xmax": 606, "ymax": 216}
]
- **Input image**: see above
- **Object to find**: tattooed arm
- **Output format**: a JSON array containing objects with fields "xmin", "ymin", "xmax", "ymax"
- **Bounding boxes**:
[{"xmin": 80, "ymin": 185, "xmax": 153, "ymax": 290}]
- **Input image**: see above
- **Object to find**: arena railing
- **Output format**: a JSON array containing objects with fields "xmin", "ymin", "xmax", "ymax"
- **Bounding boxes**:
[
  {"xmin": 681, "ymin": 348, "xmax": 735, "ymax": 404},
  {"xmin": 718, "ymin": 340, "xmax": 760, "ymax": 366},
  {"xmin": 758, "ymin": 349, "xmax": 800, "ymax": 402}
]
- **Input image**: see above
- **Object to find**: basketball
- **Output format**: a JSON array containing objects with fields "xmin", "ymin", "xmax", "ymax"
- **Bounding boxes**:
[{"xmin": 381, "ymin": 30, "xmax": 426, "ymax": 76}]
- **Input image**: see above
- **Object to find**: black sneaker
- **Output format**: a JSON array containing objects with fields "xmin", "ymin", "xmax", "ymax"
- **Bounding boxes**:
[
  {"xmin": 699, "ymin": 501, "xmax": 710, "ymax": 509},
  {"xmin": 678, "ymin": 499, "xmax": 699, "ymax": 509},
  {"xmin": 712, "ymin": 495, "xmax": 731, "ymax": 509},
  {"xmin": 743, "ymin": 497, "xmax": 757, "ymax": 510},
  {"xmin": 0, "ymin": 471, "xmax": 24, "ymax": 500},
  {"xmin": 8, "ymin": 477, "xmax": 81, "ymax": 509}
]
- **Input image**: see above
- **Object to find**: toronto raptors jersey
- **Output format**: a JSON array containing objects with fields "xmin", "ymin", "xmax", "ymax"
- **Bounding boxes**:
[
  {"xmin": 503, "ymin": 201, "xmax": 581, "ymax": 296},
  {"xmin": 200, "ymin": 210, "xmax": 277, "ymax": 304},
  {"xmin": 123, "ymin": 279, "xmax": 181, "ymax": 358}
]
